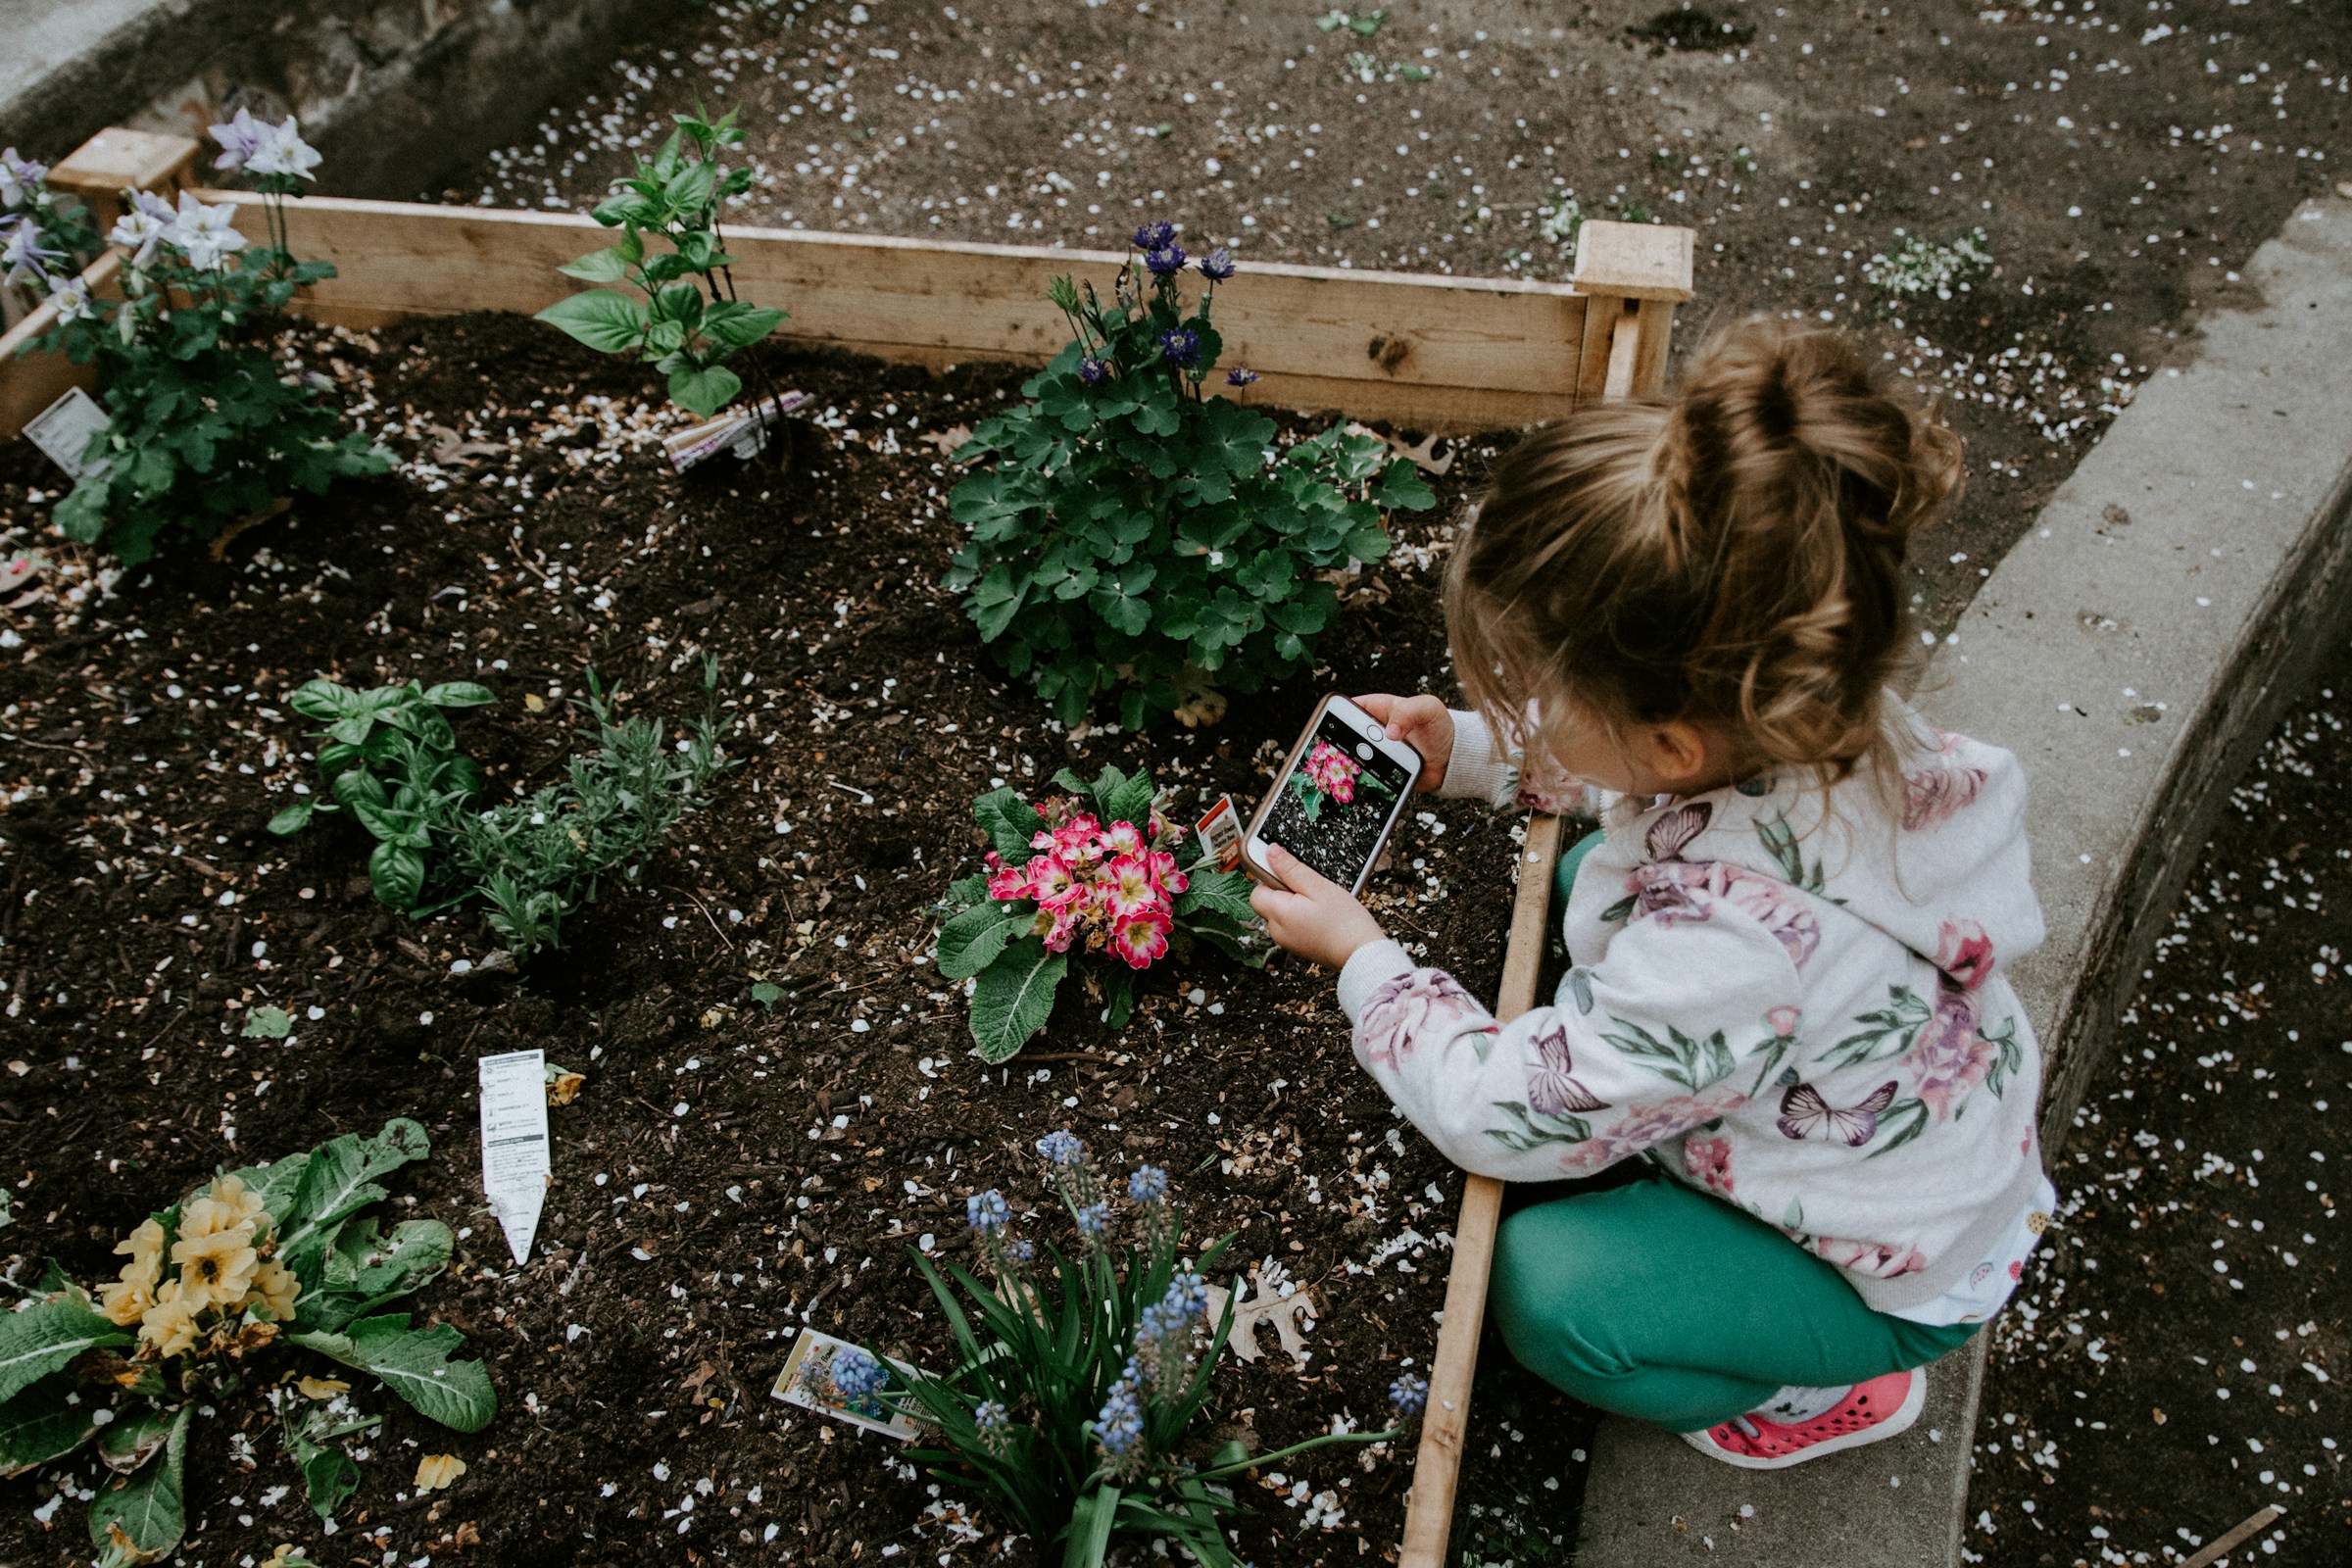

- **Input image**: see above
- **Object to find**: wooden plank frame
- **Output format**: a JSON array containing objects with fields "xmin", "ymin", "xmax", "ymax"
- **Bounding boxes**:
[
  {"xmin": 1394, "ymin": 278, "xmax": 1679, "ymax": 1568},
  {"xmin": 0, "ymin": 156, "xmax": 1691, "ymax": 441}
]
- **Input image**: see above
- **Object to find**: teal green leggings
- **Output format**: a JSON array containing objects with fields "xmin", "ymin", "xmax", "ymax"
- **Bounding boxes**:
[{"xmin": 1499, "ymin": 833, "xmax": 1977, "ymax": 1432}]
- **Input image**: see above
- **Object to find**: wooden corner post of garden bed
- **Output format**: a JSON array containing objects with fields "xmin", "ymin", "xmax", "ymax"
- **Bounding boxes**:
[{"xmin": 1395, "ymin": 220, "xmax": 1690, "ymax": 1568}]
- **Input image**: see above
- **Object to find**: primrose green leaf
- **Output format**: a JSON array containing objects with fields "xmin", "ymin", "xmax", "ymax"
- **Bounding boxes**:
[
  {"xmin": 534, "ymin": 290, "xmax": 650, "ymax": 355},
  {"xmin": 967, "ymin": 937, "xmax": 1067, "ymax": 1063},
  {"xmin": 972, "ymin": 789, "xmax": 1041, "ymax": 859},
  {"xmin": 276, "ymin": 1119, "xmax": 431, "ymax": 1268},
  {"xmin": 0, "ymin": 1373, "xmax": 98, "ymax": 1479},
  {"xmin": 936, "ymin": 902, "xmax": 1029, "ymax": 981},
  {"xmin": 95, "ymin": 1407, "xmax": 177, "ymax": 1476},
  {"xmin": 0, "ymin": 1298, "xmax": 133, "ymax": 1405},
  {"xmin": 287, "ymin": 1315, "xmax": 496, "ymax": 1433},
  {"xmin": 85, "ymin": 1403, "xmax": 188, "ymax": 1565}
]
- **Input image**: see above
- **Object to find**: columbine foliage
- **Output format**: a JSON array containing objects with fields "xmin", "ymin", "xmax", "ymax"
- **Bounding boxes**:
[
  {"xmin": 868, "ymin": 1134, "xmax": 1407, "ymax": 1567},
  {"xmin": 270, "ymin": 660, "xmax": 736, "ymax": 954},
  {"xmin": 535, "ymin": 106, "xmax": 787, "ymax": 418},
  {"xmin": 0, "ymin": 1119, "xmax": 493, "ymax": 1564},
  {"xmin": 945, "ymin": 223, "xmax": 1436, "ymax": 729},
  {"xmin": 17, "ymin": 117, "xmax": 390, "ymax": 564},
  {"xmin": 936, "ymin": 763, "xmax": 1261, "ymax": 1061}
]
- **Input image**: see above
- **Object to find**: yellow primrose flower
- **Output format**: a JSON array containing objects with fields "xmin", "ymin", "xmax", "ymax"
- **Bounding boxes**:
[
  {"xmin": 138, "ymin": 1279, "xmax": 202, "ymax": 1359},
  {"xmin": 414, "ymin": 1453, "xmax": 467, "ymax": 1492},
  {"xmin": 181, "ymin": 1172, "xmax": 268, "ymax": 1241},
  {"xmin": 245, "ymin": 1258, "xmax": 299, "ymax": 1322},
  {"xmin": 116, "ymin": 1217, "xmax": 166, "ymax": 1273},
  {"xmin": 172, "ymin": 1225, "xmax": 261, "ymax": 1308},
  {"xmin": 98, "ymin": 1275, "xmax": 156, "ymax": 1327}
]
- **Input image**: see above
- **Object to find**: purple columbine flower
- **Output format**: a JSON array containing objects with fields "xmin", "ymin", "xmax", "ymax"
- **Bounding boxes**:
[
  {"xmin": 1225, "ymin": 368, "xmax": 1259, "ymax": 387},
  {"xmin": 0, "ymin": 221, "xmax": 59, "ymax": 290},
  {"xmin": 0, "ymin": 149, "xmax": 45, "ymax": 212},
  {"xmin": 1132, "ymin": 220, "xmax": 1176, "ymax": 251},
  {"xmin": 1197, "ymin": 247, "xmax": 1236, "ymax": 282},
  {"xmin": 1156, "ymin": 328, "xmax": 1200, "ymax": 368},
  {"xmin": 1144, "ymin": 245, "xmax": 1189, "ymax": 277},
  {"xmin": 208, "ymin": 108, "xmax": 269, "ymax": 172},
  {"xmin": 1078, "ymin": 355, "xmax": 1109, "ymax": 385}
]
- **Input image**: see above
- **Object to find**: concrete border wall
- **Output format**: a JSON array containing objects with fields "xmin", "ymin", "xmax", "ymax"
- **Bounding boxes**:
[
  {"xmin": 0, "ymin": 0, "xmax": 683, "ymax": 200},
  {"xmin": 1575, "ymin": 193, "xmax": 2352, "ymax": 1568}
]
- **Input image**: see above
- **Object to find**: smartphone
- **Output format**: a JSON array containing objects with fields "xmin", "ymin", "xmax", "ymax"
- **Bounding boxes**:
[{"xmin": 1242, "ymin": 695, "xmax": 1424, "ymax": 897}]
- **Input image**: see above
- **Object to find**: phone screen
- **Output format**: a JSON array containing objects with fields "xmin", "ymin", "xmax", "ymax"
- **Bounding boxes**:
[{"xmin": 1258, "ymin": 708, "xmax": 1415, "ymax": 889}]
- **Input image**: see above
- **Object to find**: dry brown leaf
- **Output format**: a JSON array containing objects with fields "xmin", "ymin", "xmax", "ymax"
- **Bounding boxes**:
[
  {"xmin": 296, "ymin": 1375, "xmax": 348, "ymax": 1400},
  {"xmin": 917, "ymin": 424, "xmax": 973, "ymax": 457},
  {"xmin": 544, "ymin": 1069, "xmax": 585, "ymax": 1106}
]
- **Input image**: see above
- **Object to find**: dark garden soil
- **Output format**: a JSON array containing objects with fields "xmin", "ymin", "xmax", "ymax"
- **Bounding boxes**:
[
  {"xmin": 1965, "ymin": 643, "xmax": 2352, "ymax": 1567},
  {"xmin": 435, "ymin": 0, "xmax": 2352, "ymax": 631},
  {"xmin": 0, "ymin": 313, "xmax": 1552, "ymax": 1567}
]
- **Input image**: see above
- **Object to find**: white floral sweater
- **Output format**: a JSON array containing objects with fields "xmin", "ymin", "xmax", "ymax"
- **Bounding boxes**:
[{"xmin": 1336, "ymin": 705, "xmax": 2049, "ymax": 1315}]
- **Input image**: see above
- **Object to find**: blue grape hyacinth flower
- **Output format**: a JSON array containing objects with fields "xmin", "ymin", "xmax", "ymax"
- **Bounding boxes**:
[
  {"xmin": 1127, "ymin": 1164, "xmax": 1169, "ymax": 1204},
  {"xmin": 830, "ymin": 1346, "xmax": 889, "ymax": 1404},
  {"xmin": 966, "ymin": 1189, "xmax": 1010, "ymax": 1234},
  {"xmin": 1036, "ymin": 1129, "xmax": 1087, "ymax": 1166},
  {"xmin": 1390, "ymin": 1373, "xmax": 1429, "ymax": 1418}
]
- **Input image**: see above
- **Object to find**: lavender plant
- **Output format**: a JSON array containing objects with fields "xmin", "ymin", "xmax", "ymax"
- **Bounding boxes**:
[
  {"xmin": 944, "ymin": 221, "xmax": 1436, "ymax": 730},
  {"xmin": 15, "ymin": 116, "xmax": 390, "ymax": 564},
  {"xmin": 853, "ymin": 1133, "xmax": 1414, "ymax": 1567},
  {"xmin": 536, "ymin": 106, "xmax": 788, "ymax": 420}
]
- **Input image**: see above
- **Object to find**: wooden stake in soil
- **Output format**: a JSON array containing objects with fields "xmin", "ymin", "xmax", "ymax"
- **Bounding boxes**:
[
  {"xmin": 1396, "ymin": 811, "xmax": 1564, "ymax": 1568},
  {"xmin": 2176, "ymin": 1505, "xmax": 2283, "ymax": 1568}
]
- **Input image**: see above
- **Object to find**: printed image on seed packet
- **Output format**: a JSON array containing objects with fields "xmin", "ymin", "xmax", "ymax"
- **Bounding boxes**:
[{"xmin": 770, "ymin": 1327, "xmax": 921, "ymax": 1440}]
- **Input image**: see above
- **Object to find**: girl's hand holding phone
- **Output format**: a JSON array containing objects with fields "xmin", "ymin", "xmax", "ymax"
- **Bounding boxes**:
[
  {"xmin": 1352, "ymin": 693, "xmax": 1454, "ymax": 794},
  {"xmin": 1249, "ymin": 845, "xmax": 1389, "ymax": 970}
]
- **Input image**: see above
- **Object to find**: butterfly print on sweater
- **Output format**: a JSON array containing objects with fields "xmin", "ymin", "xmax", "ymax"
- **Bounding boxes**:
[
  {"xmin": 1526, "ymin": 1020, "xmax": 1610, "ymax": 1118},
  {"xmin": 1776, "ymin": 1078, "xmax": 1899, "ymax": 1146}
]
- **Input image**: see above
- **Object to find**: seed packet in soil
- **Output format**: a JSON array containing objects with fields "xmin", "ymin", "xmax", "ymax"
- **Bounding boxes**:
[
  {"xmin": 1195, "ymin": 792, "xmax": 1244, "ymax": 873},
  {"xmin": 24, "ymin": 386, "xmax": 111, "ymax": 479},
  {"xmin": 771, "ymin": 1328, "xmax": 922, "ymax": 1440},
  {"xmin": 662, "ymin": 391, "xmax": 811, "ymax": 472},
  {"xmin": 478, "ymin": 1048, "xmax": 552, "ymax": 1265}
]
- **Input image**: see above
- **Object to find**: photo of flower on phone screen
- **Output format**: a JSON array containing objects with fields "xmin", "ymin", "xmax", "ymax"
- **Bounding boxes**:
[{"xmin": 1261, "ymin": 715, "xmax": 1407, "ymax": 887}]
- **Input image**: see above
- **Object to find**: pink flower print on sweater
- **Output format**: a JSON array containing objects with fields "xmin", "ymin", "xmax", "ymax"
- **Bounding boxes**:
[
  {"xmin": 1935, "ymin": 917, "xmax": 1996, "ymax": 991},
  {"xmin": 1907, "ymin": 984, "xmax": 1993, "ymax": 1121},
  {"xmin": 1682, "ymin": 1133, "xmax": 1736, "ymax": 1198},
  {"xmin": 1358, "ymin": 968, "xmax": 1494, "ymax": 1071},
  {"xmin": 1901, "ymin": 730, "xmax": 1988, "ymax": 832},
  {"xmin": 1553, "ymin": 1088, "xmax": 1747, "ymax": 1174},
  {"xmin": 1811, "ymin": 1234, "xmax": 1929, "ymax": 1279},
  {"xmin": 1630, "ymin": 860, "xmax": 1824, "ymax": 970}
]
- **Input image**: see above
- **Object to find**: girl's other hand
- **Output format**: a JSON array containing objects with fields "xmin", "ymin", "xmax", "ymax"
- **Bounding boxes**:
[
  {"xmin": 1249, "ymin": 845, "xmax": 1389, "ymax": 970},
  {"xmin": 1354, "ymin": 693, "xmax": 1453, "ymax": 793}
]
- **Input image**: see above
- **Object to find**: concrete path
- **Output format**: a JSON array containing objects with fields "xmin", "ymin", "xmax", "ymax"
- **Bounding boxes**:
[{"xmin": 1574, "ymin": 191, "xmax": 2352, "ymax": 1567}]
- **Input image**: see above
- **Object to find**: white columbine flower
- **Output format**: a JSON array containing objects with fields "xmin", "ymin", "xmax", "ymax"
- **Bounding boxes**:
[
  {"xmin": 109, "ymin": 205, "xmax": 171, "ymax": 269},
  {"xmin": 50, "ymin": 276, "xmax": 94, "ymax": 321},
  {"xmin": 167, "ymin": 190, "xmax": 247, "ymax": 271},
  {"xmin": 244, "ymin": 117, "xmax": 321, "ymax": 182}
]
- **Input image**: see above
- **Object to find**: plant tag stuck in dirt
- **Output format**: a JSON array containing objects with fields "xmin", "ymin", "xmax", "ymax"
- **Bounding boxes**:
[
  {"xmin": 477, "ymin": 1049, "xmax": 552, "ymax": 1264},
  {"xmin": 771, "ymin": 1328, "xmax": 922, "ymax": 1440},
  {"xmin": 22, "ymin": 386, "xmax": 111, "ymax": 479},
  {"xmin": 662, "ymin": 390, "xmax": 810, "ymax": 472},
  {"xmin": 1195, "ymin": 793, "xmax": 1244, "ymax": 873}
]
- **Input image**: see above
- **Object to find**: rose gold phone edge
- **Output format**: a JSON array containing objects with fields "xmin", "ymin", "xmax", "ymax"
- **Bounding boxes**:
[{"xmin": 1240, "ymin": 694, "xmax": 1424, "ymax": 897}]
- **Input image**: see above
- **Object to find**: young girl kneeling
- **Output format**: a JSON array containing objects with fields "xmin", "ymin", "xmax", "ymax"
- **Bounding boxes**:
[{"xmin": 1250, "ymin": 318, "xmax": 2052, "ymax": 1469}]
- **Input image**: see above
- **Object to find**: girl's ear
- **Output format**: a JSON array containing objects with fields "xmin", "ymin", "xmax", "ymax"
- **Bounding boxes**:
[{"xmin": 1638, "ymin": 720, "xmax": 1713, "ymax": 788}]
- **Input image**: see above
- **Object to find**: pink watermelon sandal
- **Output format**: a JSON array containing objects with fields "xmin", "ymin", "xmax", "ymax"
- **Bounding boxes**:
[{"xmin": 1679, "ymin": 1369, "xmax": 1926, "ymax": 1470}]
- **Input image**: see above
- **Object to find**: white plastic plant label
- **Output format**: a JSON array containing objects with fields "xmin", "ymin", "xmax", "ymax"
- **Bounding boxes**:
[
  {"xmin": 24, "ymin": 386, "xmax": 111, "ymax": 479},
  {"xmin": 476, "ymin": 1048, "xmax": 551, "ymax": 1265}
]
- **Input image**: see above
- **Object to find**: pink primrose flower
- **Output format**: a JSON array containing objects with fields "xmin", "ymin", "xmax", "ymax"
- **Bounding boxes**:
[
  {"xmin": 1027, "ymin": 855, "xmax": 1082, "ymax": 909},
  {"xmin": 1110, "ymin": 906, "xmax": 1174, "ymax": 969},
  {"xmin": 1103, "ymin": 819, "xmax": 1146, "ymax": 858},
  {"xmin": 1052, "ymin": 813, "xmax": 1106, "ymax": 863},
  {"xmin": 1305, "ymin": 741, "xmax": 1360, "ymax": 804},
  {"xmin": 1101, "ymin": 855, "xmax": 1162, "ymax": 918},
  {"xmin": 1147, "ymin": 850, "xmax": 1188, "ymax": 899}
]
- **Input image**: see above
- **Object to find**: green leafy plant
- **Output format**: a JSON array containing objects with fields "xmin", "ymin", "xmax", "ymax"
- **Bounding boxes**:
[
  {"xmin": 16, "ymin": 118, "xmax": 390, "ymax": 564},
  {"xmin": 1863, "ymin": 227, "xmax": 1993, "ymax": 303},
  {"xmin": 944, "ymin": 221, "xmax": 1436, "ymax": 730},
  {"xmin": 848, "ymin": 1133, "xmax": 1412, "ymax": 1567},
  {"xmin": 269, "ymin": 660, "xmax": 736, "ymax": 955},
  {"xmin": 267, "ymin": 677, "xmax": 494, "ymax": 909},
  {"xmin": 936, "ymin": 763, "xmax": 1261, "ymax": 1061},
  {"xmin": 0, "ymin": 1119, "xmax": 493, "ymax": 1563},
  {"xmin": 535, "ymin": 105, "xmax": 787, "ymax": 419}
]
